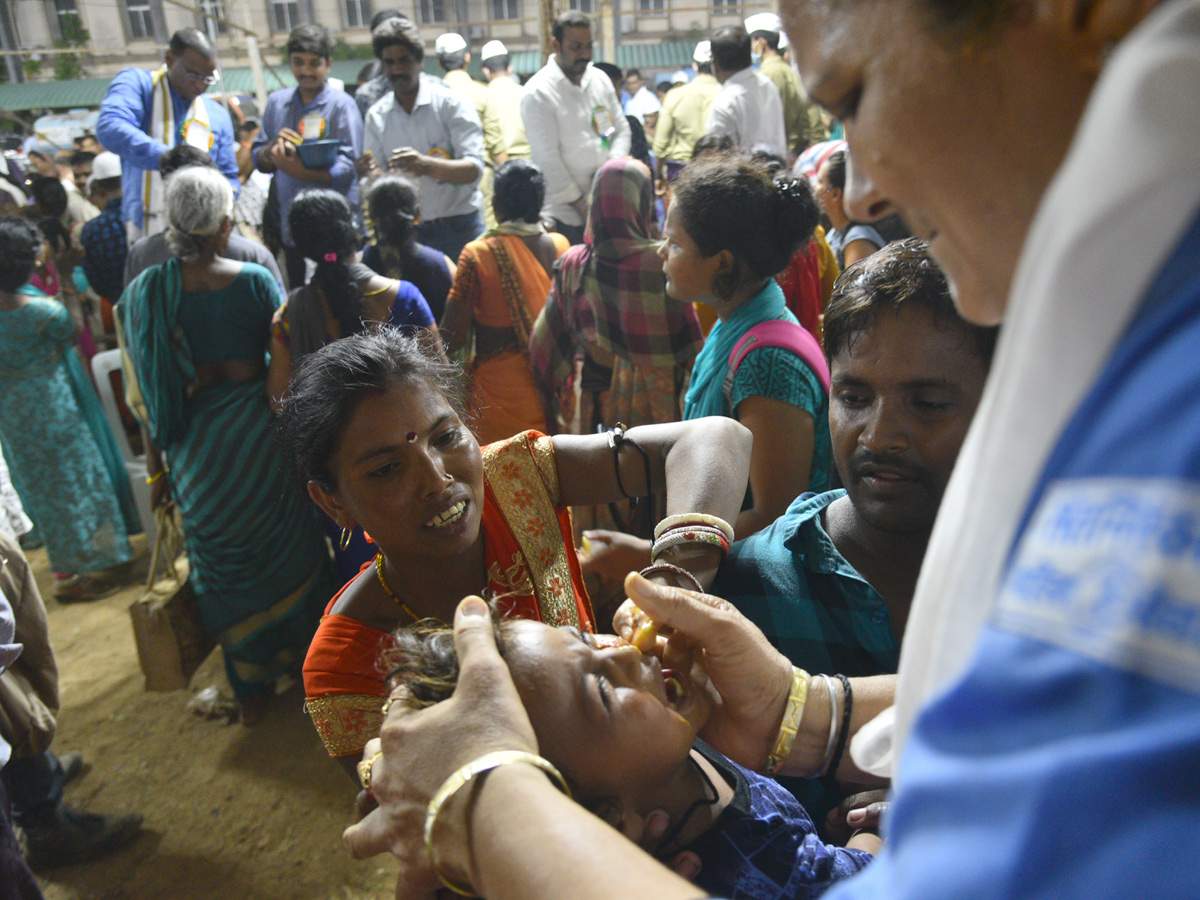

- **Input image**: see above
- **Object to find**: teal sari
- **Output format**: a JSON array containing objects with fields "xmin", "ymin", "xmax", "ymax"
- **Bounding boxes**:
[{"xmin": 119, "ymin": 261, "xmax": 335, "ymax": 699}]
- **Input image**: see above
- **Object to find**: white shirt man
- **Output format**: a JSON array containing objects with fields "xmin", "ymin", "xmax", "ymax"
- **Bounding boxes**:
[
  {"xmin": 520, "ymin": 12, "xmax": 630, "ymax": 242},
  {"xmin": 706, "ymin": 25, "xmax": 786, "ymax": 154}
]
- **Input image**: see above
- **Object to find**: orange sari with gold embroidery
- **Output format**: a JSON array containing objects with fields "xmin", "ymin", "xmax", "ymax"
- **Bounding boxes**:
[{"xmin": 303, "ymin": 431, "xmax": 593, "ymax": 757}]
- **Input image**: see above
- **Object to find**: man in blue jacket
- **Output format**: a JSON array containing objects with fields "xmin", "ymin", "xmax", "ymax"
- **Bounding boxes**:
[{"xmin": 97, "ymin": 27, "xmax": 239, "ymax": 241}]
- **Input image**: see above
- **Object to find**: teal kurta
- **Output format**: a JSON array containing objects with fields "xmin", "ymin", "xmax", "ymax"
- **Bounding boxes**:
[{"xmin": 0, "ymin": 292, "xmax": 137, "ymax": 573}]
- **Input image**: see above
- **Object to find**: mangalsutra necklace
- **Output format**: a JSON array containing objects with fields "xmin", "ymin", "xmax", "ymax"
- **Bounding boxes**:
[{"xmin": 375, "ymin": 553, "xmax": 420, "ymax": 623}]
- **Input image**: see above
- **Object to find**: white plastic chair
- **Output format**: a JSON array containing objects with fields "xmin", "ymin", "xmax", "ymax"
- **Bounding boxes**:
[{"xmin": 90, "ymin": 350, "xmax": 156, "ymax": 545}]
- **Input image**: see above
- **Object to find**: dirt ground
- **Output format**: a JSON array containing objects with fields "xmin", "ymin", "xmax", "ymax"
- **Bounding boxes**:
[{"xmin": 25, "ymin": 537, "xmax": 398, "ymax": 900}]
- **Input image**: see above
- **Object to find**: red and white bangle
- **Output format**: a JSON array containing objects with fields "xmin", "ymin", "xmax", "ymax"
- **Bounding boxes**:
[
  {"xmin": 638, "ymin": 562, "xmax": 704, "ymax": 594},
  {"xmin": 651, "ymin": 526, "xmax": 730, "ymax": 562},
  {"xmin": 653, "ymin": 513, "xmax": 735, "ymax": 544}
]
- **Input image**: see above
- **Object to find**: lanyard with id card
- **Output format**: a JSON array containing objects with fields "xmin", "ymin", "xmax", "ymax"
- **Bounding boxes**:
[
  {"xmin": 299, "ymin": 113, "xmax": 326, "ymax": 140},
  {"xmin": 591, "ymin": 105, "xmax": 616, "ymax": 150}
]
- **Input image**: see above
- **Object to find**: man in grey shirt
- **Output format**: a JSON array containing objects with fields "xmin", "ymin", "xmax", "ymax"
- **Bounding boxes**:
[{"xmin": 123, "ymin": 145, "xmax": 284, "ymax": 290}]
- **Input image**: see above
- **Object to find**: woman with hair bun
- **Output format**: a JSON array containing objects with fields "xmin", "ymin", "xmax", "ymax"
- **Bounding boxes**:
[
  {"xmin": 118, "ymin": 166, "xmax": 335, "ymax": 724},
  {"xmin": 579, "ymin": 155, "xmax": 829, "ymax": 584},
  {"xmin": 361, "ymin": 174, "xmax": 455, "ymax": 322},
  {"xmin": 0, "ymin": 215, "xmax": 137, "ymax": 601},
  {"xmin": 440, "ymin": 159, "xmax": 570, "ymax": 444},
  {"xmin": 667, "ymin": 154, "xmax": 831, "ymax": 537}
]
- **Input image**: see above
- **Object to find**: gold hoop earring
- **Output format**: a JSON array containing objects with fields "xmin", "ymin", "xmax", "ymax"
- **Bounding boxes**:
[{"xmin": 339, "ymin": 527, "xmax": 353, "ymax": 551}]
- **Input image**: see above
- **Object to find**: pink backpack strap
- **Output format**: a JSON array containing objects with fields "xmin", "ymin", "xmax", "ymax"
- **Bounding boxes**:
[{"xmin": 722, "ymin": 320, "xmax": 830, "ymax": 412}]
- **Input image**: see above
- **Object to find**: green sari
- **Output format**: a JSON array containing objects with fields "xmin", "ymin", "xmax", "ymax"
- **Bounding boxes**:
[{"xmin": 119, "ymin": 261, "xmax": 335, "ymax": 699}]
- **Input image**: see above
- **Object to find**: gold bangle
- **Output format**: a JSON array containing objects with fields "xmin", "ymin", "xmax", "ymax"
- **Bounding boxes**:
[
  {"xmin": 356, "ymin": 750, "xmax": 383, "ymax": 792},
  {"xmin": 145, "ymin": 469, "xmax": 166, "ymax": 485},
  {"xmin": 424, "ymin": 750, "xmax": 572, "ymax": 897},
  {"xmin": 763, "ymin": 666, "xmax": 809, "ymax": 775}
]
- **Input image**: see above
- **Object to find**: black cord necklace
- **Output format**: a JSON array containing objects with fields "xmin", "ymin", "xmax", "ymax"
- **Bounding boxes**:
[{"xmin": 654, "ymin": 754, "xmax": 721, "ymax": 858}]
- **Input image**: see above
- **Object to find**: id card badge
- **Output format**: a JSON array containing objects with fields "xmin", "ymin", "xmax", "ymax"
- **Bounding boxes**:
[
  {"xmin": 299, "ymin": 114, "xmax": 326, "ymax": 140},
  {"xmin": 181, "ymin": 119, "xmax": 214, "ymax": 151},
  {"xmin": 591, "ymin": 105, "xmax": 616, "ymax": 150}
]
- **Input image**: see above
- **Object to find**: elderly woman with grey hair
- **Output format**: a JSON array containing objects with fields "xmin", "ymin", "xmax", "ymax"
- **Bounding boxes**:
[{"xmin": 118, "ymin": 166, "xmax": 335, "ymax": 725}]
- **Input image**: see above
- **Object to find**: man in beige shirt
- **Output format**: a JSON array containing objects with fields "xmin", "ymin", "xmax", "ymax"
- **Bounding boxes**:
[
  {"xmin": 746, "ymin": 13, "xmax": 825, "ymax": 156},
  {"xmin": 437, "ymin": 32, "xmax": 508, "ymax": 227},
  {"xmin": 481, "ymin": 40, "xmax": 530, "ymax": 160},
  {"xmin": 652, "ymin": 41, "xmax": 722, "ymax": 186}
]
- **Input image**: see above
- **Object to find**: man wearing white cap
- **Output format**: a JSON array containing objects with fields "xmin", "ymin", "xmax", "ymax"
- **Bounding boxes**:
[
  {"xmin": 520, "ymin": 10, "xmax": 629, "ymax": 244},
  {"xmin": 746, "ymin": 12, "xmax": 825, "ymax": 154},
  {"xmin": 436, "ymin": 32, "xmax": 508, "ymax": 228},
  {"xmin": 78, "ymin": 151, "xmax": 128, "ymax": 307},
  {"xmin": 706, "ymin": 25, "xmax": 786, "ymax": 155},
  {"xmin": 481, "ymin": 40, "xmax": 530, "ymax": 162},
  {"xmin": 652, "ymin": 40, "xmax": 722, "ymax": 185}
]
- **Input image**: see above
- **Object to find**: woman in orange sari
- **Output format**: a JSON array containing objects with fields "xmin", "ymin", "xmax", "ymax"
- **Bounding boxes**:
[
  {"xmin": 440, "ymin": 160, "xmax": 569, "ymax": 445},
  {"xmin": 282, "ymin": 328, "xmax": 751, "ymax": 775}
]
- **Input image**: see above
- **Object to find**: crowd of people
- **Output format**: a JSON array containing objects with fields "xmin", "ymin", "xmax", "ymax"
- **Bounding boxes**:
[{"xmin": 0, "ymin": 0, "xmax": 1196, "ymax": 897}]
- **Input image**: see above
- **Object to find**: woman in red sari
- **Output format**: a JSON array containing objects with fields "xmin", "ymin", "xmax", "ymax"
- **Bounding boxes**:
[{"xmin": 282, "ymin": 327, "xmax": 750, "ymax": 775}]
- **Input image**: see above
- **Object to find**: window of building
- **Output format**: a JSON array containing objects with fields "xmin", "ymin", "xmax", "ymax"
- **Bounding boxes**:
[
  {"xmin": 711, "ymin": 0, "xmax": 737, "ymax": 10},
  {"xmin": 53, "ymin": 0, "xmax": 78, "ymax": 29},
  {"xmin": 126, "ymin": 0, "xmax": 155, "ymax": 39},
  {"xmin": 567, "ymin": 0, "xmax": 592, "ymax": 12},
  {"xmin": 417, "ymin": 0, "xmax": 445, "ymax": 23},
  {"xmin": 344, "ymin": 0, "xmax": 370, "ymax": 29},
  {"xmin": 198, "ymin": 0, "xmax": 227, "ymax": 40},
  {"xmin": 269, "ymin": 0, "xmax": 301, "ymax": 31},
  {"xmin": 638, "ymin": 0, "xmax": 665, "ymax": 12},
  {"xmin": 490, "ymin": 0, "xmax": 518, "ymax": 19}
]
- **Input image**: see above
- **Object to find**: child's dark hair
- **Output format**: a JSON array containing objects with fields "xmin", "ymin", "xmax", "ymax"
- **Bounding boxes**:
[
  {"xmin": 382, "ymin": 607, "xmax": 512, "ymax": 707},
  {"xmin": 492, "ymin": 159, "xmax": 545, "ymax": 225},
  {"xmin": 367, "ymin": 174, "xmax": 421, "ymax": 268},
  {"xmin": 672, "ymin": 154, "xmax": 819, "ymax": 297},
  {"xmin": 289, "ymin": 187, "xmax": 369, "ymax": 352},
  {"xmin": 690, "ymin": 133, "xmax": 734, "ymax": 161},
  {"xmin": 0, "ymin": 216, "xmax": 44, "ymax": 292},
  {"xmin": 824, "ymin": 237, "xmax": 999, "ymax": 366},
  {"xmin": 279, "ymin": 327, "xmax": 465, "ymax": 491}
]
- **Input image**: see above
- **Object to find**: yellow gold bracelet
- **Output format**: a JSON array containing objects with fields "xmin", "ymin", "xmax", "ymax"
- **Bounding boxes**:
[
  {"xmin": 763, "ymin": 666, "xmax": 810, "ymax": 775},
  {"xmin": 424, "ymin": 750, "xmax": 572, "ymax": 897}
]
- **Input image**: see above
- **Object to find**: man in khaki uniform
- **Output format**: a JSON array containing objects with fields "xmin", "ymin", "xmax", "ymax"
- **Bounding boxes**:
[
  {"xmin": 652, "ymin": 41, "xmax": 722, "ymax": 186},
  {"xmin": 481, "ymin": 40, "xmax": 530, "ymax": 161},
  {"xmin": 437, "ymin": 32, "xmax": 509, "ymax": 228},
  {"xmin": 746, "ymin": 13, "xmax": 825, "ymax": 156}
]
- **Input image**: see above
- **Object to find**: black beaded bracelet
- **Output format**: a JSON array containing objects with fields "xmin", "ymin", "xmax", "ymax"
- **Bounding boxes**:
[{"xmin": 827, "ymin": 673, "xmax": 853, "ymax": 781}]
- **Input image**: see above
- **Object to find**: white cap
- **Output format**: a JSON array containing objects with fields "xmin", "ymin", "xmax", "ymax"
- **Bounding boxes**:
[
  {"xmin": 693, "ymin": 40, "xmax": 712, "ymax": 64},
  {"xmin": 670, "ymin": 69, "xmax": 689, "ymax": 84},
  {"xmin": 744, "ymin": 12, "xmax": 782, "ymax": 35},
  {"xmin": 435, "ymin": 32, "xmax": 467, "ymax": 54},
  {"xmin": 87, "ymin": 151, "xmax": 121, "ymax": 190},
  {"xmin": 481, "ymin": 39, "xmax": 508, "ymax": 62}
]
